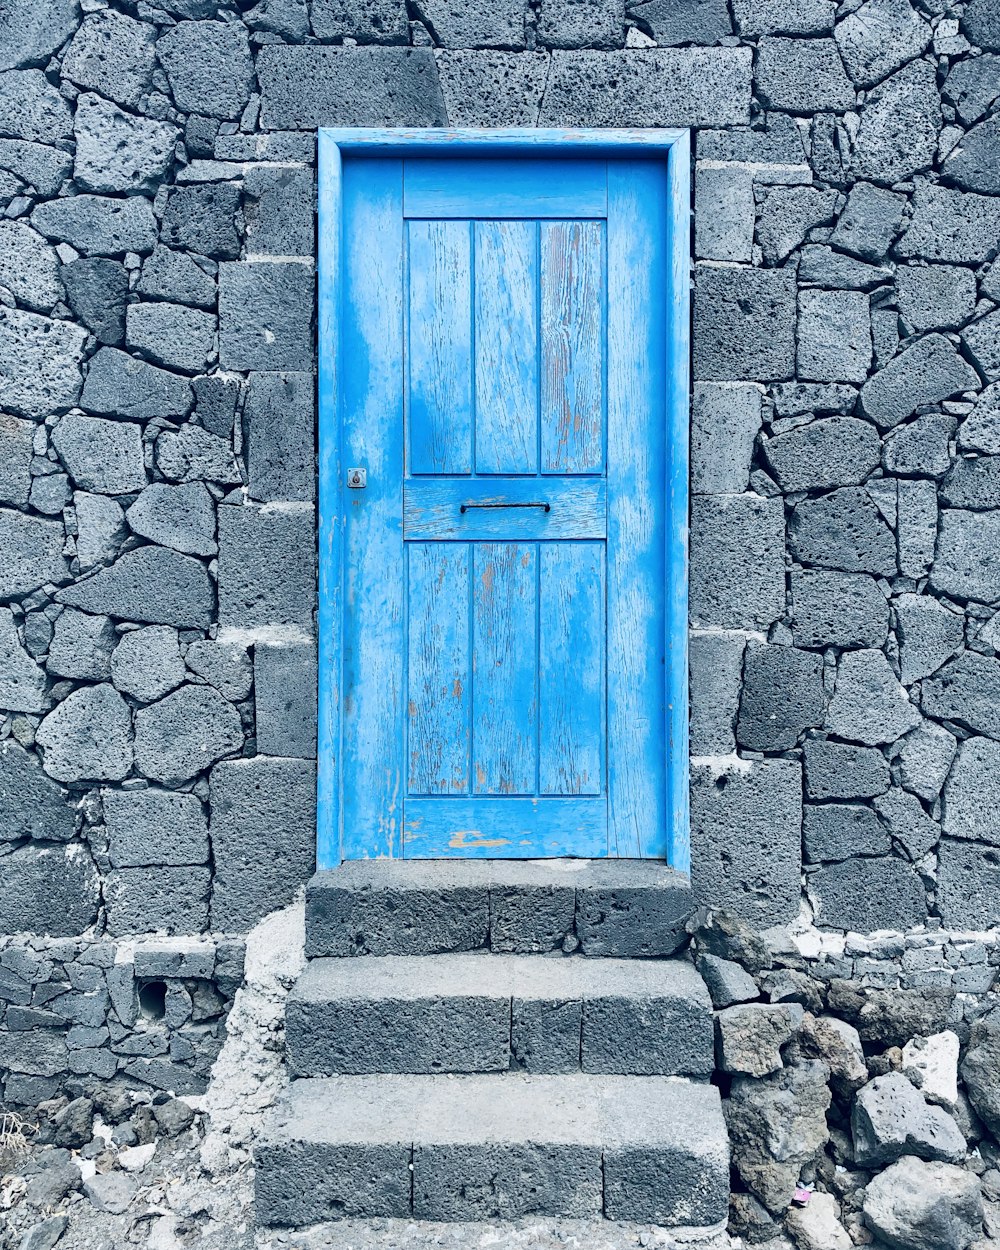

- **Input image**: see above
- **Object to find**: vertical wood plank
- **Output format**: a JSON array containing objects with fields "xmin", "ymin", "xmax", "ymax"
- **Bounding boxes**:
[
  {"xmin": 606, "ymin": 160, "xmax": 669, "ymax": 859},
  {"xmin": 474, "ymin": 221, "xmax": 538, "ymax": 475},
  {"xmin": 539, "ymin": 542, "xmax": 604, "ymax": 796},
  {"xmin": 472, "ymin": 543, "xmax": 537, "ymax": 795},
  {"xmin": 540, "ymin": 221, "xmax": 604, "ymax": 474},
  {"xmin": 407, "ymin": 220, "xmax": 473, "ymax": 475},
  {"xmin": 340, "ymin": 156, "xmax": 406, "ymax": 859},
  {"xmin": 406, "ymin": 542, "xmax": 470, "ymax": 795}
]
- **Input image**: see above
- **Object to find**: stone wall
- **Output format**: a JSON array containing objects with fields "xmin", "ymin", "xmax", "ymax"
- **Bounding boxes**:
[{"xmin": 0, "ymin": 0, "xmax": 999, "ymax": 1093}]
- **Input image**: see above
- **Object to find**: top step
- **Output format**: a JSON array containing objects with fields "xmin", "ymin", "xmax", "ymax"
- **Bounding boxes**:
[{"xmin": 306, "ymin": 860, "xmax": 693, "ymax": 958}]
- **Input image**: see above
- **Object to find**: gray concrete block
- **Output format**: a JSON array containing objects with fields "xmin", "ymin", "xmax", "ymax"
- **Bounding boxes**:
[
  {"xmin": 254, "ymin": 641, "xmax": 317, "ymax": 758},
  {"xmin": 0, "ymin": 507, "xmax": 69, "ymax": 597},
  {"xmin": 61, "ymin": 10, "xmax": 157, "ymax": 108},
  {"xmin": 689, "ymin": 632, "xmax": 744, "ymax": 755},
  {"xmin": 62, "ymin": 258, "xmax": 127, "ymax": 346},
  {"xmin": 36, "ymin": 684, "xmax": 133, "ymax": 783},
  {"xmin": 895, "ymin": 593, "xmax": 964, "ymax": 684},
  {"xmin": 244, "ymin": 165, "xmax": 315, "ymax": 257},
  {"xmin": 689, "ymin": 494, "xmax": 785, "ymax": 629},
  {"xmin": 161, "ymin": 183, "xmax": 240, "ymax": 260},
  {"xmin": 538, "ymin": 48, "xmax": 751, "ymax": 127},
  {"xmin": 0, "ymin": 845, "xmax": 99, "ymax": 936},
  {"xmin": 0, "ymin": 306, "xmax": 85, "ymax": 419},
  {"xmin": 110, "ymin": 626, "xmax": 185, "ymax": 703},
  {"xmin": 309, "ymin": 0, "xmax": 408, "ymax": 41},
  {"xmin": 834, "ymin": 0, "xmax": 930, "ymax": 88},
  {"xmin": 126, "ymin": 483, "xmax": 217, "ymax": 558},
  {"xmin": 73, "ymin": 93, "xmax": 177, "ymax": 196},
  {"xmin": 694, "ymin": 165, "xmax": 754, "ymax": 263},
  {"xmin": 574, "ymin": 861, "xmax": 694, "ymax": 957},
  {"xmin": 693, "ymin": 265, "xmax": 795, "ymax": 381},
  {"xmin": 538, "ymin": 0, "xmax": 624, "ymax": 48},
  {"xmin": 809, "ymin": 855, "xmax": 926, "ymax": 931},
  {"xmin": 898, "ymin": 184, "xmax": 1000, "ymax": 264},
  {"xmin": 790, "ymin": 569, "xmax": 888, "ymax": 649},
  {"xmin": 157, "ymin": 20, "xmax": 253, "ymax": 120},
  {"xmin": 690, "ymin": 759, "xmax": 802, "ymax": 926},
  {"xmin": 46, "ymin": 608, "xmax": 115, "ymax": 682},
  {"xmin": 829, "ymin": 181, "xmax": 906, "ymax": 262},
  {"xmin": 0, "ymin": 740, "xmax": 75, "ymax": 843},
  {"xmin": 931, "ymin": 509, "xmax": 1000, "ymax": 603},
  {"xmin": 217, "ymin": 504, "xmax": 315, "ymax": 630},
  {"xmin": 691, "ymin": 382, "xmax": 760, "ymax": 493},
  {"xmin": 895, "ymin": 720, "xmax": 956, "ymax": 805},
  {"xmin": 826, "ymin": 648, "xmax": 920, "ymax": 746},
  {"xmin": 243, "ymin": 371, "xmax": 315, "ymax": 503},
  {"xmin": 219, "ymin": 262, "xmax": 313, "ymax": 371},
  {"xmin": 258, "ymin": 46, "xmax": 447, "ymax": 128},
  {"xmin": 0, "ymin": 221, "xmax": 61, "ymax": 312},
  {"xmin": 938, "ymin": 837, "xmax": 1000, "ymax": 929},
  {"xmin": 804, "ymin": 739, "xmax": 889, "ymax": 800},
  {"xmin": 104, "ymin": 787, "xmax": 208, "ymax": 868},
  {"xmin": 757, "ymin": 185, "xmax": 837, "ymax": 266},
  {"xmin": 754, "ymin": 36, "xmax": 854, "ymax": 111},
  {"xmin": 138, "ymin": 246, "xmax": 215, "ymax": 311},
  {"xmin": 848, "ymin": 59, "xmax": 940, "ymax": 186},
  {"xmin": 105, "ymin": 866, "xmax": 211, "ymax": 935},
  {"xmin": 922, "ymin": 651, "xmax": 1000, "ymax": 739},
  {"xmin": 134, "ymin": 684, "xmax": 243, "ymax": 784},
  {"xmin": 629, "ymin": 0, "xmax": 732, "ymax": 44},
  {"xmin": 436, "ymin": 51, "xmax": 549, "ymax": 126},
  {"xmin": 803, "ymin": 802, "xmax": 889, "ymax": 862},
  {"xmin": 789, "ymin": 486, "xmax": 896, "ymax": 576},
  {"xmin": 126, "ymin": 302, "xmax": 215, "ymax": 376},
  {"xmin": 80, "ymin": 347, "xmax": 191, "ymax": 421},
  {"xmin": 797, "ymin": 289, "xmax": 872, "ymax": 384},
  {"xmin": 52, "ymin": 414, "xmax": 146, "ymax": 496},
  {"xmin": 58, "ymin": 545, "xmax": 214, "ymax": 628},
  {"xmin": 736, "ymin": 643, "xmax": 825, "ymax": 752},
  {"xmin": 210, "ymin": 756, "xmax": 317, "ymax": 931},
  {"xmin": 764, "ymin": 416, "xmax": 879, "ymax": 492},
  {"xmin": 732, "ymin": 0, "xmax": 834, "ymax": 35},
  {"xmin": 0, "ymin": 69, "xmax": 72, "ymax": 142},
  {"xmin": 155, "ymin": 424, "xmax": 241, "ymax": 485},
  {"xmin": 31, "ymin": 194, "xmax": 156, "ymax": 258}
]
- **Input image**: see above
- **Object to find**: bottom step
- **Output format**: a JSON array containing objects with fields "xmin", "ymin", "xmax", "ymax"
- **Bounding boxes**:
[{"xmin": 255, "ymin": 1074, "xmax": 729, "ymax": 1228}]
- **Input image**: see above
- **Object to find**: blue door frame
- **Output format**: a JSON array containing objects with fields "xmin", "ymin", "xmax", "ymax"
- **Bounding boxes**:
[{"xmin": 316, "ymin": 128, "xmax": 691, "ymax": 872}]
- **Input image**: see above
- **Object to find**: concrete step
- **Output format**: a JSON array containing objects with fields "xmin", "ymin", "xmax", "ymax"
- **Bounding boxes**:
[
  {"xmin": 255, "ymin": 1073, "xmax": 729, "ymax": 1227},
  {"xmin": 286, "ymin": 953, "xmax": 713, "ymax": 1077},
  {"xmin": 305, "ymin": 859, "xmax": 693, "ymax": 958}
]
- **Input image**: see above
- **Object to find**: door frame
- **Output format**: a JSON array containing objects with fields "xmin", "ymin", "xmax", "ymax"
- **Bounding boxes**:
[{"xmin": 316, "ymin": 127, "xmax": 691, "ymax": 872}]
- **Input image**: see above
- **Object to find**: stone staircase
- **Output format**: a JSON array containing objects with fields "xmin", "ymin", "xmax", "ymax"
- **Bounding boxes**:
[{"xmin": 254, "ymin": 860, "xmax": 730, "ymax": 1228}]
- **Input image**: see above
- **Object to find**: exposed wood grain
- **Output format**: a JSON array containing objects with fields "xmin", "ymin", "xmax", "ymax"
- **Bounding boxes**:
[
  {"xmin": 403, "ymin": 478, "xmax": 606, "ymax": 541},
  {"xmin": 403, "ymin": 157, "xmax": 607, "ymax": 218}
]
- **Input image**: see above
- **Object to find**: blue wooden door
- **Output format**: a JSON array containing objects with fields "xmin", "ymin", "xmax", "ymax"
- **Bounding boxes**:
[{"xmin": 336, "ymin": 154, "xmax": 670, "ymax": 860}]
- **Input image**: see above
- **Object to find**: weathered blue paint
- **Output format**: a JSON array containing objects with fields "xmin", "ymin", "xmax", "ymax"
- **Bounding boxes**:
[{"xmin": 317, "ymin": 129, "xmax": 691, "ymax": 870}]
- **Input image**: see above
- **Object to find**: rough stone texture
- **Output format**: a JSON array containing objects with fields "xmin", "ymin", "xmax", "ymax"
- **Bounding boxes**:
[
  {"xmin": 942, "ymin": 737, "xmax": 1000, "ymax": 846},
  {"xmin": 803, "ymin": 802, "xmax": 889, "ymax": 862},
  {"xmin": 757, "ymin": 185, "xmax": 836, "ymax": 266},
  {"xmin": 0, "ymin": 846, "xmax": 99, "ymax": 936},
  {"xmin": 219, "ymin": 262, "xmax": 313, "ymax": 371},
  {"xmin": 35, "ymin": 684, "xmax": 132, "ymax": 783},
  {"xmin": 895, "ymin": 593, "xmax": 964, "ymax": 684},
  {"xmin": 184, "ymin": 639, "xmax": 252, "ymax": 701},
  {"xmin": 0, "ymin": 221, "xmax": 61, "ymax": 311},
  {"xmin": 883, "ymin": 414, "xmax": 956, "ymax": 478},
  {"xmin": 848, "ymin": 58, "xmax": 940, "ymax": 187},
  {"xmin": 161, "ymin": 184, "xmax": 240, "ymax": 259},
  {"xmin": 61, "ymin": 258, "xmax": 127, "ymax": 345},
  {"xmin": 736, "ymin": 643, "xmax": 825, "ymax": 751},
  {"xmin": 243, "ymin": 372, "xmax": 315, "ymax": 503},
  {"xmin": 0, "ymin": 508, "xmax": 69, "ymax": 596},
  {"xmin": 73, "ymin": 94, "xmax": 177, "ymax": 195},
  {"xmin": 46, "ymin": 607, "xmax": 114, "ymax": 682},
  {"xmin": 804, "ymin": 739, "xmax": 889, "ymax": 800},
  {"xmin": 788, "ymin": 487, "xmax": 896, "ymax": 576},
  {"xmin": 797, "ymin": 289, "xmax": 871, "ymax": 384},
  {"xmin": 138, "ymin": 246, "xmax": 215, "ymax": 310},
  {"xmin": 0, "ymin": 307, "xmax": 86, "ymax": 419},
  {"xmin": 156, "ymin": 21, "xmax": 254, "ymax": 120},
  {"xmin": 754, "ymin": 37, "xmax": 854, "ymax": 112},
  {"xmin": 810, "ymin": 855, "xmax": 927, "ymax": 931},
  {"xmin": 938, "ymin": 838, "xmax": 1000, "ymax": 929},
  {"xmin": 861, "ymin": 333, "xmax": 980, "ymax": 430},
  {"xmin": 125, "ymin": 483, "xmax": 216, "ymax": 558},
  {"xmin": 126, "ymin": 302, "xmax": 215, "ymax": 375},
  {"xmin": 436, "ymin": 51, "xmax": 549, "ymax": 126},
  {"xmin": 829, "ymin": 181, "xmax": 906, "ymax": 261},
  {"xmin": 825, "ymin": 648, "xmax": 920, "ymax": 746},
  {"xmin": 104, "ymin": 787, "xmax": 208, "ymax": 868},
  {"xmin": 57, "ymin": 545, "xmax": 214, "ymax": 628},
  {"xmin": 254, "ymin": 642, "xmax": 317, "ymax": 759},
  {"xmin": 134, "ymin": 684, "xmax": 243, "ymax": 784},
  {"xmin": 863, "ymin": 1156, "xmax": 983, "ymax": 1250},
  {"xmin": 31, "ymin": 195, "xmax": 157, "ymax": 257},
  {"xmin": 790, "ymin": 570, "xmax": 888, "ymax": 649},
  {"xmin": 931, "ymin": 509, "xmax": 1000, "ymax": 603},
  {"xmin": 110, "ymin": 626, "xmax": 185, "ymax": 704},
  {"xmin": 923, "ymin": 652, "xmax": 1000, "ymax": 740},
  {"xmin": 899, "ymin": 184, "xmax": 1000, "ymax": 264},
  {"xmin": 0, "ymin": 0, "xmax": 78, "ymax": 72},
  {"xmin": 52, "ymin": 414, "xmax": 146, "ymax": 496},
  {"xmin": 105, "ymin": 866, "xmax": 211, "ymax": 935},
  {"xmin": 218, "ymin": 505, "xmax": 316, "ymax": 631},
  {"xmin": 694, "ymin": 166, "xmax": 753, "ymax": 264},
  {"xmin": 0, "ymin": 607, "xmax": 46, "ymax": 712},
  {"xmin": 689, "ymin": 632, "xmax": 743, "ymax": 756},
  {"xmin": 693, "ymin": 265, "xmax": 795, "ymax": 381},
  {"xmin": 852, "ymin": 1071, "xmax": 965, "ymax": 1168},
  {"xmin": 896, "ymin": 720, "xmax": 957, "ymax": 804},
  {"xmin": 0, "ymin": 740, "xmax": 74, "ymax": 842},
  {"xmin": 689, "ymin": 494, "xmax": 785, "ymax": 629},
  {"xmin": 763, "ymin": 417, "xmax": 879, "ymax": 491},
  {"xmin": 834, "ymin": 0, "xmax": 930, "ymax": 88},
  {"xmin": 896, "ymin": 265, "xmax": 977, "ymax": 334},
  {"xmin": 61, "ymin": 10, "xmax": 156, "ymax": 108},
  {"xmin": 0, "ymin": 70, "xmax": 72, "ymax": 142}
]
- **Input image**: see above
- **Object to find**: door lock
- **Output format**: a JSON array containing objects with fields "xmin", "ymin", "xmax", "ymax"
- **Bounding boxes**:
[{"xmin": 347, "ymin": 467, "xmax": 367, "ymax": 489}]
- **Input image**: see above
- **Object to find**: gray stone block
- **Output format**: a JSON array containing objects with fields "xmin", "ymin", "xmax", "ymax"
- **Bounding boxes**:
[
  {"xmin": 161, "ymin": 183, "xmax": 240, "ymax": 260},
  {"xmin": 110, "ymin": 626, "xmax": 185, "ymax": 703},
  {"xmin": 896, "ymin": 265, "xmax": 976, "ymax": 334},
  {"xmin": 898, "ymin": 184, "xmax": 1000, "ymax": 264},
  {"xmin": 184, "ymin": 639, "xmax": 252, "ymax": 701},
  {"xmin": 931, "ymin": 509, "xmax": 1000, "ymax": 603},
  {"xmin": 126, "ymin": 302, "xmax": 216, "ymax": 376},
  {"xmin": 210, "ymin": 756, "xmax": 317, "ymax": 931},
  {"xmin": 942, "ymin": 736, "xmax": 1000, "ymax": 845},
  {"xmin": 895, "ymin": 720, "xmax": 956, "ymax": 804},
  {"xmin": 0, "ymin": 306, "xmax": 85, "ymax": 419},
  {"xmin": 538, "ymin": 0, "xmax": 624, "ymax": 47},
  {"xmin": 0, "ymin": 137, "xmax": 70, "ymax": 197},
  {"xmin": 0, "ymin": 0, "xmax": 77, "ymax": 72},
  {"xmin": 31, "ymin": 194, "xmax": 156, "ymax": 257},
  {"xmin": 764, "ymin": 416, "xmax": 879, "ymax": 492},
  {"xmin": 690, "ymin": 758, "xmax": 802, "ymax": 926},
  {"xmin": 944, "ymin": 115, "xmax": 1000, "ymax": 196},
  {"xmin": 736, "ymin": 643, "xmax": 825, "ymax": 751},
  {"xmin": 799, "ymin": 245, "xmax": 891, "ymax": 291},
  {"xmin": 0, "ymin": 845, "xmax": 100, "ymax": 936},
  {"xmin": 126, "ymin": 483, "xmax": 217, "ymax": 558},
  {"xmin": 963, "ymin": 0, "xmax": 1000, "ymax": 47},
  {"xmin": 104, "ymin": 866, "xmax": 211, "ymax": 935},
  {"xmin": 512, "ymin": 998, "xmax": 581, "ymax": 1072},
  {"xmin": 104, "ymin": 787, "xmax": 208, "ymax": 868},
  {"xmin": 0, "ymin": 740, "xmax": 75, "ymax": 843},
  {"xmin": 61, "ymin": 10, "xmax": 157, "ymax": 108},
  {"xmin": 73, "ymin": 93, "xmax": 177, "ymax": 196},
  {"xmin": 46, "ymin": 608, "xmax": 115, "ymax": 682},
  {"xmin": 243, "ymin": 372, "xmax": 315, "ymax": 503},
  {"xmin": 937, "ymin": 838, "xmax": 1000, "ymax": 929},
  {"xmin": 790, "ymin": 569, "xmax": 888, "ymax": 649},
  {"xmin": 897, "ymin": 478, "xmax": 938, "ymax": 581},
  {"xmin": 834, "ymin": 0, "xmax": 930, "ymax": 88},
  {"xmin": 138, "ymin": 247, "xmax": 215, "ymax": 311},
  {"xmin": 0, "ymin": 606, "xmax": 45, "ymax": 711},
  {"xmin": 36, "ymin": 684, "xmax": 132, "ymax": 782},
  {"xmin": 489, "ymin": 877, "xmax": 576, "ymax": 954},
  {"xmin": 155, "ymin": 424, "xmax": 241, "ymax": 485},
  {"xmin": 62, "ymin": 258, "xmax": 127, "ymax": 346},
  {"xmin": 258, "ymin": 46, "xmax": 447, "ymax": 128},
  {"xmin": 716, "ymin": 1001, "xmax": 802, "ymax": 1076},
  {"xmin": 574, "ymin": 861, "xmax": 693, "ymax": 957},
  {"xmin": 217, "ymin": 504, "xmax": 315, "ymax": 630},
  {"xmin": 697, "ymin": 953, "xmax": 758, "ymax": 1008},
  {"xmin": 944, "ymin": 53, "xmax": 1000, "ymax": 126},
  {"xmin": 810, "ymin": 854, "xmax": 926, "ymax": 931},
  {"xmin": 690, "ymin": 494, "xmax": 785, "ymax": 629},
  {"xmin": 732, "ymin": 0, "xmax": 833, "ymax": 34},
  {"xmin": 52, "ymin": 414, "xmax": 146, "ymax": 496},
  {"xmin": 852, "ymin": 1070, "xmax": 964, "ymax": 1168},
  {"xmin": 755, "ymin": 36, "xmax": 854, "ymax": 111},
  {"xmin": 413, "ymin": 0, "xmax": 525, "ymax": 47},
  {"xmin": 0, "ymin": 413, "xmax": 31, "ymax": 507},
  {"xmin": 789, "ymin": 486, "xmax": 896, "ymax": 576},
  {"xmin": 219, "ymin": 262, "xmax": 313, "ymax": 371},
  {"xmin": 0, "ymin": 221, "xmax": 60, "ymax": 312},
  {"xmin": 826, "ymin": 648, "xmax": 920, "ymax": 746},
  {"xmin": 193, "ymin": 374, "xmax": 239, "ymax": 438},
  {"xmin": 30, "ymin": 473, "xmax": 70, "ymax": 518},
  {"xmin": 883, "ymin": 413, "xmax": 956, "ymax": 478},
  {"xmin": 873, "ymin": 785, "xmax": 938, "ymax": 861},
  {"xmin": 895, "ymin": 593, "xmax": 964, "ymax": 684},
  {"xmin": 694, "ymin": 165, "xmax": 754, "ymax": 264},
  {"xmin": 804, "ymin": 739, "xmax": 889, "ymax": 800},
  {"xmin": 803, "ymin": 802, "xmax": 889, "ymax": 863},
  {"xmin": 797, "ymin": 289, "xmax": 872, "ymax": 384},
  {"xmin": 693, "ymin": 265, "xmax": 795, "ymax": 381},
  {"xmin": 436, "ymin": 51, "xmax": 548, "ymax": 126},
  {"xmin": 829, "ymin": 181, "xmax": 906, "ymax": 262},
  {"xmin": 756, "ymin": 185, "xmax": 836, "ymax": 266},
  {"xmin": 848, "ymin": 59, "xmax": 940, "ymax": 186},
  {"xmin": 309, "ymin": 0, "xmax": 408, "ymax": 40},
  {"xmin": 964, "ymin": 309, "xmax": 1000, "ymax": 384},
  {"xmin": 923, "ymin": 652, "xmax": 1000, "ymax": 739},
  {"xmin": 628, "ymin": 0, "xmax": 730, "ymax": 44},
  {"xmin": 689, "ymin": 632, "xmax": 744, "ymax": 755},
  {"xmin": 134, "ymin": 684, "xmax": 243, "ymax": 784},
  {"xmin": 539, "ymin": 48, "xmax": 751, "ymax": 126},
  {"xmin": 157, "ymin": 20, "xmax": 253, "ymax": 120},
  {"xmin": 691, "ymin": 381, "xmax": 760, "ymax": 494},
  {"xmin": 73, "ymin": 492, "xmax": 125, "ymax": 571},
  {"xmin": 697, "ymin": 112, "xmax": 805, "ymax": 162},
  {"xmin": 254, "ymin": 641, "xmax": 317, "ymax": 759},
  {"xmin": 59, "ymin": 544, "xmax": 213, "ymax": 628},
  {"xmin": 0, "ymin": 507, "xmax": 68, "ymax": 597},
  {"xmin": 244, "ymin": 165, "xmax": 315, "ymax": 257},
  {"xmin": 80, "ymin": 347, "xmax": 192, "ymax": 421},
  {"xmin": 0, "ymin": 69, "xmax": 72, "ymax": 142}
]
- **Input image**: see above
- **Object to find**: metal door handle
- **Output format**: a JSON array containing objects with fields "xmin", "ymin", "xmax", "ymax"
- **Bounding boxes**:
[{"xmin": 459, "ymin": 501, "xmax": 551, "ymax": 514}]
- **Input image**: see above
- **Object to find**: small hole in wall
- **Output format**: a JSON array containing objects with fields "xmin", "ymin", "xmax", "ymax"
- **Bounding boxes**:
[{"xmin": 138, "ymin": 981, "xmax": 167, "ymax": 1021}]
